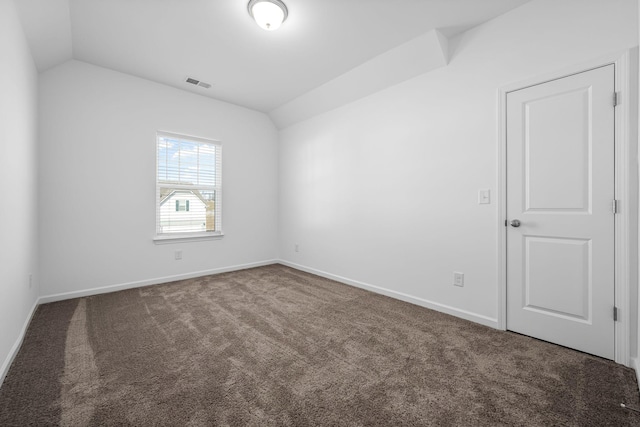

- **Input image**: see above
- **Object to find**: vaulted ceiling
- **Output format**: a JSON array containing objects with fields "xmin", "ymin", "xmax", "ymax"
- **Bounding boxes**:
[{"xmin": 15, "ymin": 0, "xmax": 531, "ymax": 114}]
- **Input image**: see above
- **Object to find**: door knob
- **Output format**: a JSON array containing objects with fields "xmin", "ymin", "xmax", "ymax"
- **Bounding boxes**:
[{"xmin": 510, "ymin": 219, "xmax": 521, "ymax": 227}]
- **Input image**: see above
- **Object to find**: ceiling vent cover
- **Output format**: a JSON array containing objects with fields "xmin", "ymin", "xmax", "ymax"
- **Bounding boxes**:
[{"xmin": 185, "ymin": 77, "xmax": 211, "ymax": 89}]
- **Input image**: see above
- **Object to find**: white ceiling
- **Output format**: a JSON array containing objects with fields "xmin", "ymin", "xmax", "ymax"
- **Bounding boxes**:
[{"xmin": 15, "ymin": 0, "xmax": 531, "ymax": 113}]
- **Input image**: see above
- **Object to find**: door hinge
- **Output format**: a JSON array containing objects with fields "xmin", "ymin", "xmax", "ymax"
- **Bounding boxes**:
[
  {"xmin": 505, "ymin": 219, "xmax": 507, "ymax": 227},
  {"xmin": 614, "ymin": 306, "xmax": 618, "ymax": 321},
  {"xmin": 612, "ymin": 199, "xmax": 618, "ymax": 214},
  {"xmin": 614, "ymin": 92, "xmax": 620, "ymax": 107}
]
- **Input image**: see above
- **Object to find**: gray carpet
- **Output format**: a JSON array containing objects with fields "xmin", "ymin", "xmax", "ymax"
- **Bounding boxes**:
[{"xmin": 1, "ymin": 264, "xmax": 638, "ymax": 426}]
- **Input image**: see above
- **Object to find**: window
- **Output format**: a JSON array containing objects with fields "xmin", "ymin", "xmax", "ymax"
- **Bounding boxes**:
[
  {"xmin": 175, "ymin": 200, "xmax": 189, "ymax": 212},
  {"xmin": 156, "ymin": 131, "xmax": 222, "ymax": 239}
]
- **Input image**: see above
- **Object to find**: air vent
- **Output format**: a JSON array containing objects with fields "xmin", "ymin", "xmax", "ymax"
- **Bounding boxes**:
[{"xmin": 184, "ymin": 77, "xmax": 212, "ymax": 89}]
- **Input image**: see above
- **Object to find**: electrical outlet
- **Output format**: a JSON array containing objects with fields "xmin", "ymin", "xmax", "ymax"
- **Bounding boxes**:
[
  {"xmin": 295, "ymin": 244, "xmax": 299, "ymax": 253},
  {"xmin": 29, "ymin": 273, "xmax": 32, "ymax": 288},
  {"xmin": 175, "ymin": 250, "xmax": 183, "ymax": 260},
  {"xmin": 453, "ymin": 272, "xmax": 464, "ymax": 287}
]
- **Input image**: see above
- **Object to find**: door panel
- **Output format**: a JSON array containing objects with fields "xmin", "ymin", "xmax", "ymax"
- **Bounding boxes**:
[
  {"xmin": 506, "ymin": 65, "xmax": 615, "ymax": 359},
  {"xmin": 525, "ymin": 88, "xmax": 591, "ymax": 212},
  {"xmin": 524, "ymin": 236, "xmax": 590, "ymax": 321}
]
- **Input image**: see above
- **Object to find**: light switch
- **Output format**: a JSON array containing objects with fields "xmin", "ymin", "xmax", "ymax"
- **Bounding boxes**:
[{"xmin": 478, "ymin": 189, "xmax": 490, "ymax": 204}]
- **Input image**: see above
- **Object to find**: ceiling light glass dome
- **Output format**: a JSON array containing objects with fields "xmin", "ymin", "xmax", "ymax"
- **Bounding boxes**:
[{"xmin": 248, "ymin": 0, "xmax": 288, "ymax": 31}]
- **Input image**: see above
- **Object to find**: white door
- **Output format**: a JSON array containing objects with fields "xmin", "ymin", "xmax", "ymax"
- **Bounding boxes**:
[{"xmin": 506, "ymin": 65, "xmax": 615, "ymax": 359}]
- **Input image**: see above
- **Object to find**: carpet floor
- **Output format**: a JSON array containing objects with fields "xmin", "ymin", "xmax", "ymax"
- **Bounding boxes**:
[{"xmin": 0, "ymin": 264, "xmax": 638, "ymax": 426}]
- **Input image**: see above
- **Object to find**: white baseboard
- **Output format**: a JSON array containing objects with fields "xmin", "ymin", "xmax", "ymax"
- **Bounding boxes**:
[
  {"xmin": 631, "ymin": 357, "xmax": 640, "ymax": 392},
  {"xmin": 39, "ymin": 259, "xmax": 279, "ymax": 304},
  {"xmin": 0, "ymin": 298, "xmax": 39, "ymax": 388},
  {"xmin": 279, "ymin": 260, "xmax": 498, "ymax": 329}
]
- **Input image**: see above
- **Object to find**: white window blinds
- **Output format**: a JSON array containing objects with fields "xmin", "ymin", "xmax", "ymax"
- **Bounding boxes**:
[{"xmin": 156, "ymin": 131, "xmax": 222, "ymax": 236}]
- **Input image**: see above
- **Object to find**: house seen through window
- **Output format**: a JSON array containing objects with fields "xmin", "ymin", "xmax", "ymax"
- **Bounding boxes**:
[{"xmin": 156, "ymin": 131, "xmax": 222, "ymax": 237}]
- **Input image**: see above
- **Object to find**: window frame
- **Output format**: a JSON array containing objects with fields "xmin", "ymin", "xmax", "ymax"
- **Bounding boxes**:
[{"xmin": 154, "ymin": 131, "xmax": 223, "ymax": 243}]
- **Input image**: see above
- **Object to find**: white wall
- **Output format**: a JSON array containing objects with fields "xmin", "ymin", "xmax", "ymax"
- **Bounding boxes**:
[
  {"xmin": 278, "ymin": 0, "xmax": 638, "ymax": 327},
  {"xmin": 0, "ymin": 0, "xmax": 39, "ymax": 383},
  {"xmin": 39, "ymin": 60, "xmax": 278, "ymax": 297},
  {"xmin": 636, "ymin": 0, "xmax": 640, "ymax": 378}
]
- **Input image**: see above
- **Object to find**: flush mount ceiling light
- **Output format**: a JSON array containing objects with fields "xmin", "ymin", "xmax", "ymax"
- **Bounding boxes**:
[{"xmin": 248, "ymin": 0, "xmax": 288, "ymax": 31}]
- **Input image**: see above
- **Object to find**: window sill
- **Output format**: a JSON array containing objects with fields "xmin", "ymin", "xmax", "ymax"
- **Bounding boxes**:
[{"xmin": 153, "ymin": 233, "xmax": 224, "ymax": 245}]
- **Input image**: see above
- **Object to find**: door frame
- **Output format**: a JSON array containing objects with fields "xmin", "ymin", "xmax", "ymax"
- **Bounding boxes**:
[{"xmin": 497, "ymin": 49, "xmax": 638, "ymax": 366}]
